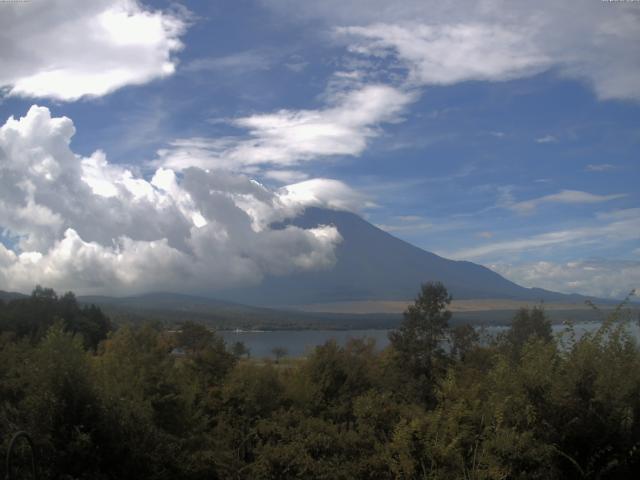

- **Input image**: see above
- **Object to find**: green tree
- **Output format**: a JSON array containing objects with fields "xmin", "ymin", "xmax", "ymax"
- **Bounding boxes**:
[
  {"xmin": 296, "ymin": 338, "xmax": 379, "ymax": 422},
  {"xmin": 176, "ymin": 320, "xmax": 236, "ymax": 386},
  {"xmin": 449, "ymin": 323, "xmax": 479, "ymax": 361},
  {"xmin": 0, "ymin": 286, "xmax": 111, "ymax": 349},
  {"xmin": 93, "ymin": 324, "xmax": 204, "ymax": 478},
  {"xmin": 178, "ymin": 320, "xmax": 215, "ymax": 354},
  {"xmin": 271, "ymin": 346, "xmax": 288, "ymax": 364},
  {"xmin": 18, "ymin": 323, "xmax": 102, "ymax": 478},
  {"xmin": 389, "ymin": 281, "xmax": 452, "ymax": 403},
  {"xmin": 232, "ymin": 340, "xmax": 250, "ymax": 359},
  {"xmin": 504, "ymin": 306, "xmax": 552, "ymax": 354}
]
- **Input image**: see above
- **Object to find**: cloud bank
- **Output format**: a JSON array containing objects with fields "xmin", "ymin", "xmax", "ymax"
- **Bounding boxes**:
[
  {"xmin": 156, "ymin": 84, "xmax": 415, "ymax": 173},
  {"xmin": 490, "ymin": 259, "xmax": 640, "ymax": 299},
  {"xmin": 0, "ymin": 106, "xmax": 358, "ymax": 295},
  {"xmin": 0, "ymin": 0, "xmax": 187, "ymax": 101},
  {"xmin": 340, "ymin": 22, "xmax": 549, "ymax": 86},
  {"xmin": 266, "ymin": 0, "xmax": 640, "ymax": 101},
  {"xmin": 447, "ymin": 208, "xmax": 640, "ymax": 261}
]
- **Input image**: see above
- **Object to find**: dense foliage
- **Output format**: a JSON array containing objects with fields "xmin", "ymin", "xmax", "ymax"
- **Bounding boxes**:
[
  {"xmin": 1, "ymin": 285, "xmax": 639, "ymax": 479},
  {"xmin": 0, "ymin": 286, "xmax": 111, "ymax": 349}
]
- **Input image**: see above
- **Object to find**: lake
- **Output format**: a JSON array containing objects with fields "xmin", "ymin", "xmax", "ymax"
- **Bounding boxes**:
[
  {"xmin": 221, "ymin": 321, "xmax": 640, "ymax": 358},
  {"xmin": 220, "ymin": 329, "xmax": 392, "ymax": 358}
]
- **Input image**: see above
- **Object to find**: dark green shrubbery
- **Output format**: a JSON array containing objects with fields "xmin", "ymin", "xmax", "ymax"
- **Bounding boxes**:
[
  {"xmin": 0, "ymin": 286, "xmax": 111, "ymax": 349},
  {"xmin": 1, "ymin": 284, "xmax": 639, "ymax": 479}
]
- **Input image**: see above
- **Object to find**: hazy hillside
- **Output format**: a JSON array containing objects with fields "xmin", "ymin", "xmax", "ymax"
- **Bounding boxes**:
[
  {"xmin": 0, "ymin": 290, "xmax": 27, "ymax": 302},
  {"xmin": 215, "ymin": 207, "xmax": 591, "ymax": 306},
  {"xmin": 0, "ymin": 288, "xmax": 618, "ymax": 330},
  {"xmin": 77, "ymin": 292, "xmax": 402, "ymax": 330}
]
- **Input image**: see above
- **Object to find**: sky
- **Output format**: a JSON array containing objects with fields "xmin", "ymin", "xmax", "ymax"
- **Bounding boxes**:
[{"xmin": 0, "ymin": 0, "xmax": 638, "ymax": 299}]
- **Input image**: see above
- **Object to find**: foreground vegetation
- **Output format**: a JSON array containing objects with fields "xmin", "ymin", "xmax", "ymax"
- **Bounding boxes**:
[{"xmin": 1, "ymin": 284, "xmax": 639, "ymax": 479}]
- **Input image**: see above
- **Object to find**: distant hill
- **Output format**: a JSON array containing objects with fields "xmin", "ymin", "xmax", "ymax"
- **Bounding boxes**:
[
  {"xmin": 214, "ymin": 207, "xmax": 592, "ymax": 306},
  {"xmin": 77, "ymin": 292, "xmax": 402, "ymax": 330},
  {"xmin": 0, "ymin": 290, "xmax": 27, "ymax": 302},
  {"xmin": 0, "ymin": 287, "xmax": 617, "ymax": 331},
  {"xmin": 0, "ymin": 289, "xmax": 399, "ymax": 330}
]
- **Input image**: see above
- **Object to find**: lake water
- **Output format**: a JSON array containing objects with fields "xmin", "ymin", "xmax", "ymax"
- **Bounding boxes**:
[
  {"xmin": 220, "ymin": 329, "xmax": 392, "ymax": 358},
  {"xmin": 221, "ymin": 321, "xmax": 640, "ymax": 358}
]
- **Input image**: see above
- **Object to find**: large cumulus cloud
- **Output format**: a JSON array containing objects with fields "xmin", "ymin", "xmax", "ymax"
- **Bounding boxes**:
[
  {"xmin": 0, "ymin": 106, "xmax": 350, "ymax": 295},
  {"xmin": 0, "ymin": 0, "xmax": 186, "ymax": 101}
]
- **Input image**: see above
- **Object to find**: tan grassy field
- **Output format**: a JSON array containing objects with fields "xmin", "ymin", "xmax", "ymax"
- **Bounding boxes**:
[{"xmin": 292, "ymin": 299, "xmax": 600, "ymax": 315}]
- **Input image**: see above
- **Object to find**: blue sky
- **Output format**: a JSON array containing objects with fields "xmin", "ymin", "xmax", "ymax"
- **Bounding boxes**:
[{"xmin": 0, "ymin": 0, "xmax": 638, "ymax": 298}]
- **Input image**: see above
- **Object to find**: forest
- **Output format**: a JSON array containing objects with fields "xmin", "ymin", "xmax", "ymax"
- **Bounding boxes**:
[{"xmin": 1, "ymin": 284, "xmax": 639, "ymax": 479}]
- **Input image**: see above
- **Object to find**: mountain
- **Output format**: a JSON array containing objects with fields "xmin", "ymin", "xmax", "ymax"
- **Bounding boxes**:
[
  {"xmin": 0, "ymin": 208, "xmax": 595, "ymax": 320},
  {"xmin": 214, "ymin": 207, "xmax": 590, "ymax": 306},
  {"xmin": 0, "ymin": 290, "xmax": 27, "ymax": 302},
  {"xmin": 79, "ymin": 292, "xmax": 255, "ymax": 315}
]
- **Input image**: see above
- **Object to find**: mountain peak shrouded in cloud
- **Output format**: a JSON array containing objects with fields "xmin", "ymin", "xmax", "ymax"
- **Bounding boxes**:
[
  {"xmin": 0, "ymin": 106, "xmax": 354, "ymax": 295},
  {"xmin": 0, "ymin": 0, "xmax": 638, "ymax": 299},
  {"xmin": 214, "ymin": 207, "xmax": 596, "ymax": 305}
]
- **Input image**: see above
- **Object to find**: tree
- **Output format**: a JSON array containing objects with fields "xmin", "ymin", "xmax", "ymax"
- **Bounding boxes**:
[
  {"xmin": 272, "ymin": 346, "xmax": 288, "ymax": 364},
  {"xmin": 176, "ymin": 321, "xmax": 236, "ymax": 385},
  {"xmin": 31, "ymin": 285, "xmax": 57, "ymax": 301},
  {"xmin": 232, "ymin": 341, "xmax": 250, "ymax": 359},
  {"xmin": 0, "ymin": 287, "xmax": 111, "ymax": 348},
  {"xmin": 178, "ymin": 320, "xmax": 215, "ymax": 354},
  {"xmin": 450, "ymin": 323, "xmax": 479, "ymax": 361},
  {"xmin": 389, "ymin": 282, "xmax": 452, "ymax": 403},
  {"xmin": 20, "ymin": 323, "xmax": 102, "ymax": 478},
  {"xmin": 504, "ymin": 306, "xmax": 552, "ymax": 354}
]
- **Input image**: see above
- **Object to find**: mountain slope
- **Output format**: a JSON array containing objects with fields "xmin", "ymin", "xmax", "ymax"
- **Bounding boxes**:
[
  {"xmin": 215, "ymin": 207, "xmax": 589, "ymax": 306},
  {"xmin": 0, "ymin": 290, "xmax": 27, "ymax": 302}
]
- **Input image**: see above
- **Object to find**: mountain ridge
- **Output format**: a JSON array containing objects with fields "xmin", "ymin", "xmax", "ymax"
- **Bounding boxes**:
[
  {"xmin": 0, "ymin": 208, "xmax": 600, "ymax": 313},
  {"xmin": 213, "ymin": 207, "xmax": 593, "ymax": 306}
]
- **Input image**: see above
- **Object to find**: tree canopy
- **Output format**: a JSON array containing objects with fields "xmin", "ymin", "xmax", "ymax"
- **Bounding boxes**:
[
  {"xmin": 388, "ymin": 281, "xmax": 452, "ymax": 403},
  {"xmin": 1, "ymin": 285, "xmax": 639, "ymax": 479}
]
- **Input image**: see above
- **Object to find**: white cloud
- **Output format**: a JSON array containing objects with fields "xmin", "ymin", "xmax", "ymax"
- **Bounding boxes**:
[
  {"xmin": 0, "ymin": 106, "xmax": 349, "ymax": 295},
  {"xmin": 266, "ymin": 0, "xmax": 640, "ymax": 101},
  {"xmin": 340, "ymin": 22, "xmax": 549, "ymax": 86},
  {"xmin": 596, "ymin": 207, "xmax": 640, "ymax": 221},
  {"xmin": 506, "ymin": 190, "xmax": 626, "ymax": 214},
  {"xmin": 490, "ymin": 259, "xmax": 640, "ymax": 299},
  {"xmin": 263, "ymin": 170, "xmax": 310, "ymax": 183},
  {"xmin": 155, "ymin": 83, "xmax": 415, "ymax": 171},
  {"xmin": 447, "ymin": 210, "xmax": 640, "ymax": 261},
  {"xmin": 278, "ymin": 178, "xmax": 374, "ymax": 212},
  {"xmin": 375, "ymin": 214, "xmax": 468, "ymax": 234},
  {"xmin": 376, "ymin": 221, "xmax": 434, "ymax": 233},
  {"xmin": 536, "ymin": 135, "xmax": 557, "ymax": 144},
  {"xmin": 586, "ymin": 163, "xmax": 616, "ymax": 172},
  {"xmin": 0, "ymin": 0, "xmax": 187, "ymax": 101},
  {"xmin": 183, "ymin": 49, "xmax": 275, "ymax": 74}
]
